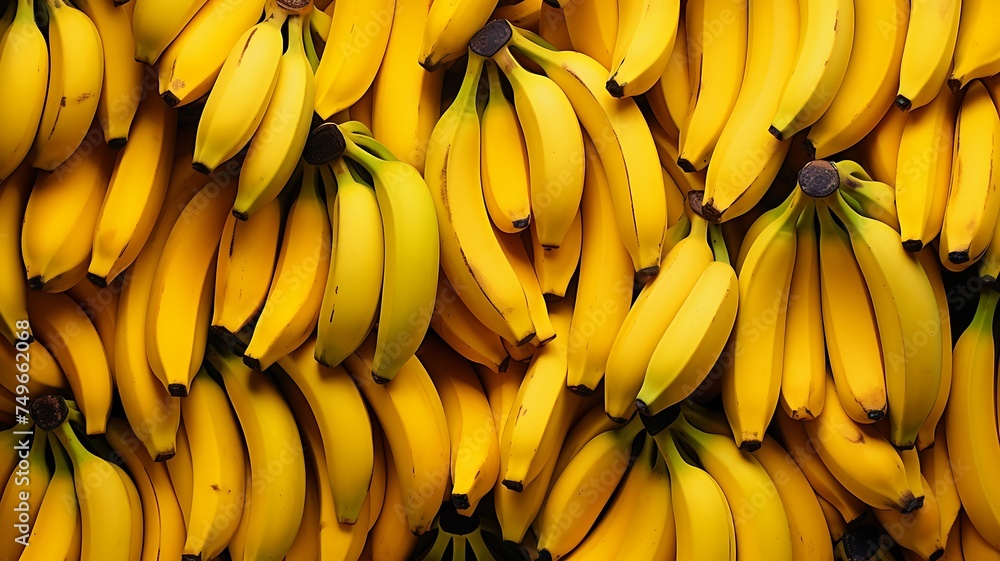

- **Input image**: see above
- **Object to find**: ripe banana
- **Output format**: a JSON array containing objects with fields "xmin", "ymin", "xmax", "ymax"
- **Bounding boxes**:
[
  {"xmin": 480, "ymin": 61, "xmax": 532, "ymax": 234},
  {"xmin": 915, "ymin": 247, "xmax": 952, "ymax": 450},
  {"xmin": 874, "ymin": 471, "xmax": 945, "ymax": 561},
  {"xmin": 0, "ymin": 162, "xmax": 33, "ymax": 344},
  {"xmin": 531, "ymin": 211, "xmax": 582, "ymax": 299},
  {"xmin": 896, "ymin": 0, "xmax": 961, "ymax": 111},
  {"xmin": 606, "ymin": 0, "xmax": 680, "ymax": 98},
  {"xmin": 420, "ymin": 0, "xmax": 499, "ymax": 70},
  {"xmin": 17, "ymin": 434, "xmax": 76, "ymax": 561},
  {"xmin": 494, "ymin": 227, "xmax": 557, "ymax": 345},
  {"xmin": 553, "ymin": 0, "xmax": 616, "ymax": 69},
  {"xmin": 962, "ymin": 510, "xmax": 1000, "ymax": 560},
  {"xmin": 369, "ymin": 439, "xmax": 419, "ymax": 560},
  {"xmin": 769, "ymin": 0, "xmax": 854, "ymax": 141},
  {"xmin": 858, "ymin": 105, "xmax": 909, "ymax": 186},
  {"xmin": 647, "ymin": 13, "xmax": 688, "ymax": 141},
  {"xmin": 806, "ymin": 0, "xmax": 908, "ymax": 159},
  {"xmin": 90, "ymin": 91, "xmax": 178, "ymax": 286},
  {"xmin": 431, "ymin": 277, "xmax": 511, "ymax": 374},
  {"xmin": 0, "ymin": 427, "xmax": 50, "ymax": 560},
  {"xmin": 950, "ymin": 0, "xmax": 1000, "ymax": 90},
  {"xmin": 835, "ymin": 160, "xmax": 900, "ymax": 231},
  {"xmin": 0, "ymin": 0, "xmax": 48, "ymax": 181},
  {"xmin": 131, "ymin": 0, "xmax": 208, "ymax": 64}
]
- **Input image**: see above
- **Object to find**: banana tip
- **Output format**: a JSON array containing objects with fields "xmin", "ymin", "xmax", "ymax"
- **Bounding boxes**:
[
  {"xmin": 738, "ymin": 439, "xmax": 762, "ymax": 453},
  {"xmin": 948, "ymin": 251, "xmax": 970, "ymax": 265},
  {"xmin": 537, "ymin": 549, "xmax": 553, "ymax": 561},
  {"xmin": 605, "ymin": 79, "xmax": 625, "ymax": 99},
  {"xmin": 450, "ymin": 493, "xmax": 471, "ymax": 511},
  {"xmin": 26, "ymin": 276, "xmax": 44, "ymax": 291},
  {"xmin": 501, "ymin": 479, "xmax": 524, "ymax": 492},
  {"xmin": 894, "ymin": 95, "xmax": 912, "ymax": 112},
  {"xmin": 107, "ymin": 137, "xmax": 127, "ymax": 150},
  {"xmin": 767, "ymin": 125, "xmax": 784, "ymax": 142},
  {"xmin": 511, "ymin": 217, "xmax": 530, "ymax": 229},
  {"xmin": 372, "ymin": 372, "xmax": 391, "ymax": 385},
  {"xmin": 901, "ymin": 240, "xmax": 924, "ymax": 253},
  {"xmin": 181, "ymin": 554, "xmax": 202, "ymax": 561},
  {"xmin": 567, "ymin": 384, "xmax": 595, "ymax": 397},
  {"xmin": 947, "ymin": 78, "xmax": 962, "ymax": 95},
  {"xmin": 162, "ymin": 91, "xmax": 180, "ymax": 108},
  {"xmin": 154, "ymin": 451, "xmax": 176, "ymax": 462},
  {"xmin": 636, "ymin": 265, "xmax": 659, "ymax": 284},
  {"xmin": 606, "ymin": 413, "xmax": 631, "ymax": 425},
  {"xmin": 866, "ymin": 409, "xmax": 885, "ymax": 422},
  {"xmin": 86, "ymin": 273, "xmax": 108, "ymax": 289},
  {"xmin": 232, "ymin": 209, "xmax": 250, "ymax": 221},
  {"xmin": 677, "ymin": 158, "xmax": 696, "ymax": 173},
  {"xmin": 929, "ymin": 548, "xmax": 945, "ymax": 561},
  {"xmin": 498, "ymin": 356, "xmax": 511, "ymax": 372},
  {"xmin": 192, "ymin": 162, "xmax": 211, "ymax": 175},
  {"xmin": 900, "ymin": 494, "xmax": 924, "ymax": 514},
  {"xmin": 802, "ymin": 139, "xmax": 817, "ymax": 161},
  {"xmin": 167, "ymin": 383, "xmax": 188, "ymax": 398}
]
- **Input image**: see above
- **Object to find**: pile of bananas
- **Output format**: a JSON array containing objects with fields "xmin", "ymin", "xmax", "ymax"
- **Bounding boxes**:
[{"xmin": 4, "ymin": 0, "xmax": 1000, "ymax": 560}]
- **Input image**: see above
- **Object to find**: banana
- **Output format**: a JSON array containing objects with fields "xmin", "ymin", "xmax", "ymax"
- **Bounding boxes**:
[
  {"xmin": 699, "ymin": 0, "xmax": 798, "ymax": 222},
  {"xmin": 896, "ymin": 80, "xmax": 958, "ymax": 251},
  {"xmin": 805, "ymin": 376, "xmax": 920, "ymax": 512},
  {"xmin": 0, "ymin": 427, "xmax": 50, "ymax": 560},
  {"xmin": 418, "ymin": 336, "xmax": 500, "ymax": 515},
  {"xmin": 551, "ymin": 403, "xmax": 622, "ymax": 481},
  {"xmin": 90, "ymin": 91, "xmax": 178, "ymax": 286},
  {"xmin": 500, "ymin": 299, "xmax": 578, "ymax": 491},
  {"xmin": 815, "ymin": 493, "xmax": 847, "ymax": 543},
  {"xmin": 945, "ymin": 288, "xmax": 1000, "ymax": 550},
  {"xmin": 835, "ymin": 160, "xmax": 900, "ymax": 231},
  {"xmin": 566, "ymin": 138, "xmax": 634, "ymax": 394},
  {"xmin": 105, "ymin": 417, "xmax": 186, "ymax": 561},
  {"xmin": 193, "ymin": 8, "xmax": 285, "ymax": 173},
  {"xmin": 939, "ymin": 80, "xmax": 1000, "ymax": 269},
  {"xmin": 0, "ymin": 162, "xmax": 33, "ymax": 344},
  {"xmin": 114, "ymin": 146, "xmax": 207, "ymax": 461},
  {"xmin": 371, "ymin": 0, "xmax": 443, "ymax": 173},
  {"xmin": 22, "ymin": 138, "xmax": 115, "ymax": 292},
  {"xmin": 180, "ymin": 369, "xmax": 246, "ymax": 560},
  {"xmin": 555, "ymin": 0, "xmax": 617, "ymax": 69},
  {"xmin": 131, "ymin": 0, "xmax": 209, "ymax": 64},
  {"xmin": 920, "ymin": 424, "xmax": 961, "ymax": 542},
  {"xmin": 26, "ymin": 291, "xmax": 112, "ymax": 435},
  {"xmin": 635, "ymin": 260, "xmax": 738, "ymax": 417},
  {"xmin": 805, "ymin": 0, "xmax": 908, "ymax": 158},
  {"xmin": 0, "ymin": 337, "xmax": 68, "ymax": 396},
  {"xmin": 647, "ymin": 11, "xmax": 688, "ymax": 141},
  {"xmin": 425, "ymin": 52, "xmax": 535, "ymax": 346},
  {"xmin": 531, "ymin": 210, "xmax": 582, "ymax": 298},
  {"xmin": 605, "ymin": 0, "xmax": 680, "ymax": 98},
  {"xmin": 753, "ymin": 436, "xmax": 834, "ymax": 561},
  {"xmin": 313, "ymin": 160, "xmax": 382, "ymax": 368},
  {"xmin": 476, "ymin": 360, "xmax": 524, "ymax": 441},
  {"xmin": 962, "ymin": 511, "xmax": 1000, "ymax": 561},
  {"xmin": 74, "ymin": 0, "xmax": 144, "ymax": 146},
  {"xmin": 816, "ymin": 200, "xmax": 887, "ymax": 423},
  {"xmin": 828, "ymin": 190, "xmax": 942, "ymax": 449},
  {"xmin": 875, "ymin": 471, "xmax": 945, "ymax": 561},
  {"xmin": 243, "ymin": 164, "xmax": 330, "ymax": 371},
  {"xmin": 432, "ymin": 277, "xmax": 511, "ymax": 374},
  {"xmin": 604, "ymin": 216, "xmax": 712, "ymax": 422},
  {"xmin": 314, "ymin": 0, "xmax": 393, "ymax": 118},
  {"xmin": 285, "ymin": 441, "xmax": 321, "ymax": 561},
  {"xmin": 778, "ymin": 202, "xmax": 825, "ymax": 420},
  {"xmin": 158, "ymin": 0, "xmax": 267, "ymax": 107},
  {"xmin": 420, "ymin": 0, "xmax": 499, "ymax": 70},
  {"xmin": 768, "ymin": 0, "xmax": 854, "ymax": 141},
  {"xmin": 52, "ymin": 406, "xmax": 135, "ymax": 561},
  {"xmin": 234, "ymin": 13, "xmax": 315, "ymax": 221},
  {"xmin": 343, "ymin": 337, "xmax": 450, "ymax": 536},
  {"xmin": 480, "ymin": 61, "xmax": 532, "ymax": 233},
  {"xmin": 677, "ymin": 0, "xmax": 747, "ymax": 172},
  {"xmin": 167, "ymin": 418, "xmax": 193, "ymax": 525},
  {"xmin": 673, "ymin": 413, "xmax": 794, "ymax": 561},
  {"xmin": 276, "ymin": 336, "xmax": 374, "ymax": 526},
  {"xmin": 146, "ymin": 179, "xmax": 236, "ymax": 397},
  {"xmin": 336, "ymin": 130, "xmax": 439, "ymax": 383},
  {"xmin": 895, "ymin": 0, "xmax": 961, "ymax": 111},
  {"xmin": 113, "ymin": 445, "xmax": 146, "ymax": 561},
  {"xmin": 211, "ymin": 198, "xmax": 281, "ymax": 336},
  {"xmin": 949, "ymin": 0, "xmax": 1000, "ymax": 91},
  {"xmin": 17, "ymin": 435, "xmax": 76, "ymax": 561},
  {"xmin": 915, "ymin": 247, "xmax": 952, "ymax": 450},
  {"xmin": 0, "ymin": 0, "xmax": 48, "ymax": 181},
  {"xmin": 533, "ymin": 419, "xmax": 643, "ymax": 558},
  {"xmin": 722, "ymin": 189, "xmax": 805, "ymax": 450},
  {"xmin": 610, "ymin": 440, "xmax": 675, "ymax": 561},
  {"xmin": 856, "ymin": 106, "xmax": 908, "ymax": 188},
  {"xmin": 205, "ymin": 345, "xmax": 307, "ymax": 561},
  {"xmin": 369, "ymin": 439, "xmax": 419, "ymax": 561},
  {"xmin": 494, "ymin": 227, "xmax": 557, "ymax": 345},
  {"xmin": 493, "ymin": 45, "xmax": 584, "ymax": 249}
]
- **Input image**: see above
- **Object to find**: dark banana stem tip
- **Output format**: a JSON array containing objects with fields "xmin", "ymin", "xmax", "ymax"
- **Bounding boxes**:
[
  {"xmin": 304, "ymin": 122, "xmax": 346, "ymax": 165},
  {"xmin": 28, "ymin": 394, "xmax": 68, "ymax": 431},
  {"xmin": 469, "ymin": 19, "xmax": 513, "ymax": 58},
  {"xmin": 798, "ymin": 160, "xmax": 840, "ymax": 198}
]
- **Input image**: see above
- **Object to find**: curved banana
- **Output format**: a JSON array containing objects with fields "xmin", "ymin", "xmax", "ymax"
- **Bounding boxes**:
[
  {"xmin": 480, "ymin": 61, "xmax": 532, "ymax": 233},
  {"xmin": 605, "ymin": 0, "xmax": 680, "ymax": 98},
  {"xmin": 722, "ymin": 189, "xmax": 806, "ymax": 451},
  {"xmin": 915, "ymin": 247, "xmax": 952, "ymax": 450},
  {"xmin": 531, "ymin": 210, "xmax": 582, "ymax": 299},
  {"xmin": 946, "ymin": 288, "xmax": 1000, "ymax": 550},
  {"xmin": 647, "ymin": 13, "xmax": 688, "ymax": 141},
  {"xmin": 211, "ymin": 198, "xmax": 281, "ymax": 336},
  {"xmin": 420, "ymin": 0, "xmax": 499, "ymax": 70},
  {"xmin": 605, "ymin": 216, "xmax": 712, "ymax": 421},
  {"xmin": 276, "ymin": 336, "xmax": 374, "ymax": 526},
  {"xmin": 205, "ymin": 345, "xmax": 307, "ymax": 561},
  {"xmin": 950, "ymin": 0, "xmax": 1000, "ymax": 91},
  {"xmin": 158, "ymin": 0, "xmax": 266, "ymax": 107},
  {"xmin": 566, "ymin": 139, "xmax": 633, "ymax": 394},
  {"xmin": 939, "ymin": 80, "xmax": 1000, "ymax": 269},
  {"xmin": 896, "ymin": 0, "xmax": 961, "ymax": 111},
  {"xmin": 699, "ymin": 0, "xmax": 798, "ymax": 221},
  {"xmin": 875, "ymin": 472, "xmax": 945, "ymax": 561},
  {"xmin": 131, "ymin": 0, "xmax": 208, "ymax": 64},
  {"xmin": 424, "ymin": 52, "xmax": 535, "ymax": 346},
  {"xmin": 835, "ymin": 160, "xmax": 900, "ymax": 231},
  {"xmin": 806, "ymin": 0, "xmax": 908, "ymax": 159},
  {"xmin": 920, "ymin": 424, "xmax": 961, "ymax": 542},
  {"xmin": 677, "ymin": 0, "xmax": 747, "ymax": 172},
  {"xmin": 961, "ymin": 511, "xmax": 1000, "ymax": 560},
  {"xmin": 313, "ymin": 0, "xmax": 393, "ymax": 119},
  {"xmin": 193, "ymin": 9, "xmax": 285, "ymax": 173},
  {"xmin": 0, "ymin": 163, "xmax": 33, "ymax": 344},
  {"xmin": 555, "ymin": 0, "xmax": 617, "ymax": 69},
  {"xmin": 146, "ymin": 180, "xmax": 236, "ymax": 397},
  {"xmin": 371, "ymin": 0, "xmax": 443, "ymax": 173},
  {"xmin": 858, "ymin": 105, "xmax": 909, "ymax": 186},
  {"xmin": 494, "ymin": 227, "xmax": 557, "ymax": 344},
  {"xmin": 432, "ymin": 277, "xmax": 511, "ymax": 374},
  {"xmin": 816, "ymin": 200, "xmax": 887, "ymax": 423},
  {"xmin": 234, "ymin": 13, "xmax": 315, "ymax": 220},
  {"xmin": 769, "ymin": 0, "xmax": 854, "ymax": 141},
  {"xmin": 0, "ymin": 337, "xmax": 68, "ymax": 396},
  {"xmin": 314, "ymin": 160, "xmax": 383, "ymax": 368},
  {"xmin": 476, "ymin": 361, "xmax": 524, "ymax": 441},
  {"xmin": 26, "ymin": 291, "xmax": 112, "ymax": 435},
  {"xmin": 501, "ymin": 25, "xmax": 666, "ymax": 276},
  {"xmin": 22, "ymin": 139, "xmax": 115, "ymax": 292},
  {"xmin": 90, "ymin": 92, "xmax": 178, "ymax": 286},
  {"xmin": 0, "ymin": 427, "xmax": 50, "ymax": 560},
  {"xmin": 180, "ymin": 369, "xmax": 246, "ymax": 560},
  {"xmin": 418, "ymin": 336, "xmax": 500, "ymax": 515},
  {"xmin": 0, "ymin": 0, "xmax": 48, "ymax": 181},
  {"xmin": 166, "ymin": 419, "xmax": 193, "ymax": 525},
  {"xmin": 369, "ymin": 439, "xmax": 419, "ymax": 560},
  {"xmin": 17, "ymin": 435, "xmax": 76, "ymax": 561},
  {"xmin": 74, "ymin": 0, "xmax": 144, "ymax": 146}
]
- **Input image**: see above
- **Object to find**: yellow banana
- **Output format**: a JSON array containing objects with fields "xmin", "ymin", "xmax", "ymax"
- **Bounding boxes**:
[
  {"xmin": 920, "ymin": 423, "xmax": 961, "ymax": 542},
  {"xmin": 420, "ymin": 0, "xmax": 499, "ymax": 70},
  {"xmin": 369, "ymin": 439, "xmax": 419, "ymax": 561},
  {"xmin": 89, "ymin": 91, "xmax": 178, "ymax": 286},
  {"xmin": 531, "ymin": 210, "xmax": 582, "ymax": 299},
  {"xmin": 896, "ymin": 0, "xmax": 961, "ymax": 111},
  {"xmin": 949, "ymin": 0, "xmax": 1000, "ymax": 90},
  {"xmin": 539, "ymin": 2, "xmax": 573, "ymax": 51},
  {"xmin": 476, "ymin": 360, "xmax": 524, "ymax": 440},
  {"xmin": 431, "ymin": 276, "xmax": 511, "ymax": 374},
  {"xmin": 605, "ymin": 0, "xmax": 680, "ymax": 98},
  {"xmin": 233, "ymin": 13, "xmax": 315, "ymax": 221},
  {"xmin": 0, "ymin": 336, "xmax": 68, "ymax": 396},
  {"xmin": 769, "ymin": 0, "xmax": 854, "ymax": 141},
  {"xmin": 480, "ymin": 61, "xmax": 532, "ymax": 233},
  {"xmin": 131, "ymin": 0, "xmax": 209, "ymax": 64},
  {"xmin": 554, "ymin": 0, "xmax": 617, "ymax": 69},
  {"xmin": 962, "ymin": 511, "xmax": 1000, "ymax": 560},
  {"xmin": 647, "ymin": 10, "xmax": 688, "ymax": 141},
  {"xmin": 915, "ymin": 247, "xmax": 952, "ymax": 450},
  {"xmin": 0, "ymin": 427, "xmax": 50, "ymax": 560},
  {"xmin": 193, "ymin": 9, "xmax": 285, "ymax": 174},
  {"xmin": 0, "ymin": 162, "xmax": 33, "ymax": 344},
  {"xmin": 166, "ymin": 418, "xmax": 193, "ymax": 526},
  {"xmin": 494, "ymin": 227, "xmax": 557, "ymax": 345},
  {"xmin": 835, "ymin": 160, "xmax": 900, "ymax": 231},
  {"xmin": 17, "ymin": 435, "xmax": 76, "ymax": 561},
  {"xmin": 858, "ymin": 105, "xmax": 909, "ymax": 186},
  {"xmin": 0, "ymin": 0, "xmax": 48, "ymax": 181},
  {"xmin": 875, "ymin": 471, "xmax": 945, "ymax": 561}
]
